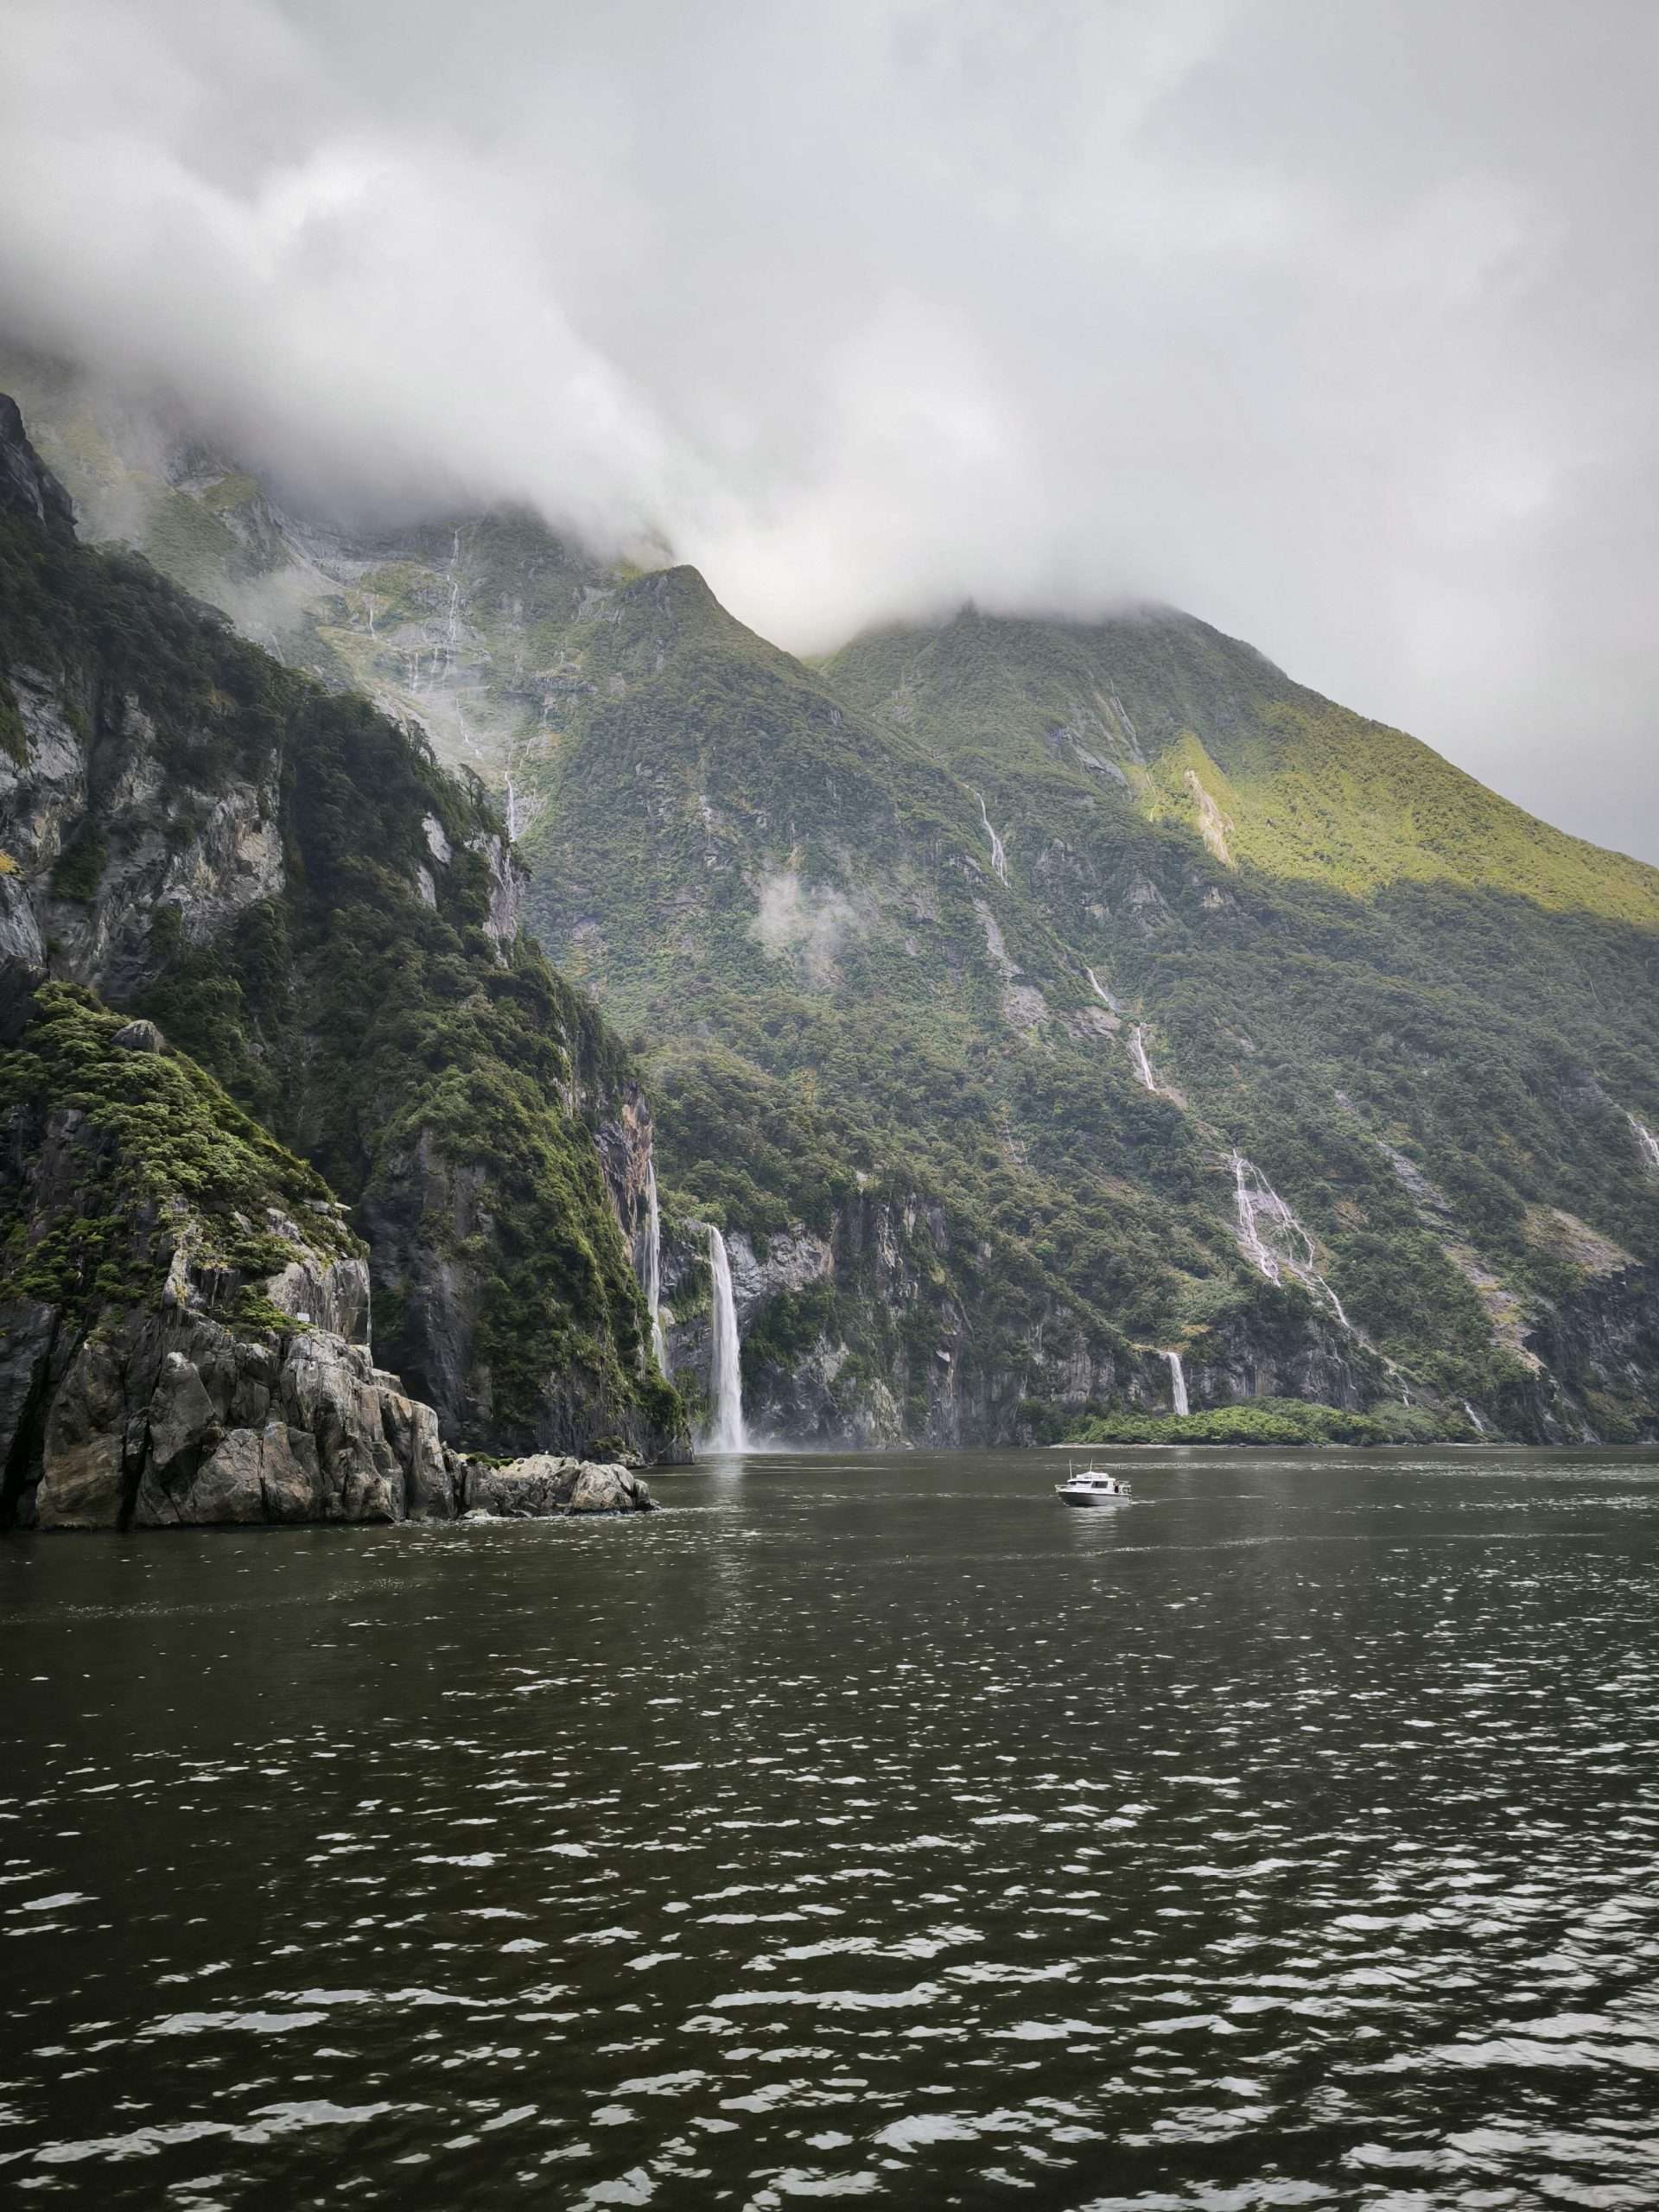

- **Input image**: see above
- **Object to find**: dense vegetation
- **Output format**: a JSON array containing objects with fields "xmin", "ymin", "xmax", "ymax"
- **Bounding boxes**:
[
  {"xmin": 0, "ymin": 982, "xmax": 356, "ymax": 1329},
  {"xmin": 0, "ymin": 484, "xmax": 678, "ymax": 1452},
  {"xmin": 1061, "ymin": 1397, "xmax": 1456, "ymax": 1448},
  {"xmin": 524, "ymin": 588, "xmax": 1658, "ymax": 1433}
]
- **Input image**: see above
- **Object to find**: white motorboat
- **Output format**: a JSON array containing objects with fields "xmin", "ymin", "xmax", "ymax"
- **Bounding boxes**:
[{"xmin": 1054, "ymin": 1465, "xmax": 1132, "ymax": 1507}]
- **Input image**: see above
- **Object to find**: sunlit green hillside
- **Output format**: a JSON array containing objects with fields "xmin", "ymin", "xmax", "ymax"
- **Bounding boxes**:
[{"xmin": 825, "ymin": 607, "xmax": 1659, "ymax": 926}]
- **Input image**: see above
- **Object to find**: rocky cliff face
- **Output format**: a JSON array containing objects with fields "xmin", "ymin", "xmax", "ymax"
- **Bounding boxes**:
[
  {"xmin": 1521, "ymin": 1264, "xmax": 1659, "ymax": 1444},
  {"xmin": 658, "ymin": 1179, "xmax": 1389, "ymax": 1449},
  {"xmin": 0, "ymin": 399, "xmax": 686, "ymax": 1492},
  {"xmin": 0, "ymin": 986, "xmax": 450, "ymax": 1529}
]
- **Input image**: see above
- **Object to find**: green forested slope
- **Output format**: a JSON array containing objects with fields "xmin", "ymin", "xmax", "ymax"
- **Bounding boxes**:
[
  {"xmin": 525, "ymin": 589, "xmax": 1659, "ymax": 1440},
  {"xmin": 7, "ymin": 359, "xmax": 1654, "ymax": 1441}
]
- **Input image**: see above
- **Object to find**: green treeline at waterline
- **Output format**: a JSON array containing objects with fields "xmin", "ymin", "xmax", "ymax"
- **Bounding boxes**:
[{"xmin": 1061, "ymin": 1397, "xmax": 1464, "ymax": 1447}]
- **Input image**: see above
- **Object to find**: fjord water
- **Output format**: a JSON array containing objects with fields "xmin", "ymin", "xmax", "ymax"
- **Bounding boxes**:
[{"xmin": 3, "ymin": 1451, "xmax": 1656, "ymax": 2209}]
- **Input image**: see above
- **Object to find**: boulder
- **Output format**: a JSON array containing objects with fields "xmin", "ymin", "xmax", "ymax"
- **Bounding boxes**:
[
  {"xmin": 147, "ymin": 1351, "xmax": 218, "ymax": 1474},
  {"xmin": 381, "ymin": 1389, "xmax": 454, "ymax": 1520},
  {"xmin": 278, "ymin": 1332, "xmax": 404, "ymax": 1521},
  {"xmin": 459, "ymin": 1452, "xmax": 654, "ymax": 1517},
  {"xmin": 569, "ymin": 1461, "xmax": 652, "ymax": 1513},
  {"xmin": 137, "ymin": 1427, "xmax": 265, "ymax": 1526},
  {"xmin": 462, "ymin": 1453, "xmax": 581, "ymax": 1516},
  {"xmin": 110, "ymin": 1019, "xmax": 165, "ymax": 1054}
]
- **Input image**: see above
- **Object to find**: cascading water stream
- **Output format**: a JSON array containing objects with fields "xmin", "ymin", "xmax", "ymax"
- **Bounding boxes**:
[
  {"xmin": 1085, "ymin": 968, "xmax": 1120, "ymax": 1013},
  {"xmin": 705, "ymin": 1225, "xmax": 748, "ymax": 1452},
  {"xmin": 1628, "ymin": 1112, "xmax": 1659, "ymax": 1170},
  {"xmin": 1230, "ymin": 1149, "xmax": 1351, "ymax": 1329},
  {"xmin": 970, "ymin": 790, "xmax": 1009, "ymax": 886},
  {"xmin": 1128, "ymin": 1026, "xmax": 1158, "ymax": 1093},
  {"xmin": 643, "ymin": 1160, "xmax": 667, "ymax": 1374},
  {"xmin": 1164, "ymin": 1351, "xmax": 1190, "ymax": 1417}
]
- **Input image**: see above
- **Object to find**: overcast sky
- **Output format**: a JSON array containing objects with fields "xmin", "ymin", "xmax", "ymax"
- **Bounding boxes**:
[{"xmin": 3, "ymin": 0, "xmax": 1656, "ymax": 857}]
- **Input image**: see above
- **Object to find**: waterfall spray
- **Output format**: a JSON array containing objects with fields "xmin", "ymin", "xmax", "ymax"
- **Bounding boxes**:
[
  {"xmin": 1628, "ymin": 1112, "xmax": 1659, "ymax": 1170},
  {"xmin": 643, "ymin": 1160, "xmax": 667, "ymax": 1373},
  {"xmin": 1164, "ymin": 1350, "xmax": 1190, "ymax": 1417},
  {"xmin": 705, "ymin": 1226, "xmax": 748, "ymax": 1452}
]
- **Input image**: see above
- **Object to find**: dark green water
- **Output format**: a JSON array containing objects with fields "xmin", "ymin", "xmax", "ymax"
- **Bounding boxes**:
[{"xmin": 3, "ymin": 1447, "xmax": 1656, "ymax": 2209}]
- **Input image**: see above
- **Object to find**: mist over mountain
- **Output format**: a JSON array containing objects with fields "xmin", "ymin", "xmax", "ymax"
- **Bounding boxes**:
[
  {"xmin": 3, "ymin": 0, "xmax": 1656, "ymax": 856},
  {"xmin": 5, "ymin": 367, "xmax": 1656, "ymax": 1461}
]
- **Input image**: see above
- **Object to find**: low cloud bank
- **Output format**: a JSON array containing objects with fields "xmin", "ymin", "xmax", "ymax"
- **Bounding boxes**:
[{"xmin": 2, "ymin": 1, "xmax": 1656, "ymax": 855}]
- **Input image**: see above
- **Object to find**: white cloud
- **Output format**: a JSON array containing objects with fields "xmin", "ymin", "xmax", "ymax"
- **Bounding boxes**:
[{"xmin": 1, "ymin": 0, "xmax": 1656, "ymax": 855}]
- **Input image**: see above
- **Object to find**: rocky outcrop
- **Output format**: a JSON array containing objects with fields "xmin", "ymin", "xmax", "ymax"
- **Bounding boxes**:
[
  {"xmin": 1180, "ymin": 1304, "xmax": 1381, "ymax": 1416},
  {"xmin": 457, "ymin": 1453, "xmax": 655, "ymax": 1516},
  {"xmin": 659, "ymin": 1178, "xmax": 1395, "ymax": 1449},
  {"xmin": 5, "ymin": 1276, "xmax": 455, "ymax": 1533},
  {"xmin": 0, "ymin": 395, "xmax": 73, "ymax": 534},
  {"xmin": 595, "ymin": 1081, "xmax": 655, "ymax": 1265}
]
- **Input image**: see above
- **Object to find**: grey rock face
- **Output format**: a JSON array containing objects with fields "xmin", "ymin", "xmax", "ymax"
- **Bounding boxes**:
[
  {"xmin": 0, "ymin": 397, "xmax": 73, "ymax": 532},
  {"xmin": 460, "ymin": 1452, "xmax": 655, "ymax": 1516},
  {"xmin": 361, "ymin": 1124, "xmax": 682, "ymax": 1465},
  {"xmin": 110, "ymin": 1019, "xmax": 165, "ymax": 1053},
  {"xmin": 667, "ymin": 1176, "xmax": 1397, "ymax": 1450},
  {"xmin": 9, "ymin": 1253, "xmax": 464, "ymax": 1532}
]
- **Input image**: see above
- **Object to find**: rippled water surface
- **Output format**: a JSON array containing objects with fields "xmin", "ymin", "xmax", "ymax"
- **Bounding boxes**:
[{"xmin": 3, "ymin": 1447, "xmax": 1658, "ymax": 2209}]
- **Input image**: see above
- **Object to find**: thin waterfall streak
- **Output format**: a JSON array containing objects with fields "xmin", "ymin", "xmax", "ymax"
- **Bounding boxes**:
[
  {"xmin": 1231, "ymin": 1149, "xmax": 1282, "ymax": 1282},
  {"xmin": 1628, "ymin": 1111, "xmax": 1659, "ymax": 1170},
  {"xmin": 970, "ymin": 789, "xmax": 1009, "ymax": 885},
  {"xmin": 1085, "ymin": 967, "xmax": 1119, "ymax": 1013},
  {"xmin": 1128, "ymin": 1026, "xmax": 1157, "ymax": 1093},
  {"xmin": 1231, "ymin": 1148, "xmax": 1351, "ymax": 1329},
  {"xmin": 1463, "ymin": 1399, "xmax": 1489, "ymax": 1436},
  {"xmin": 1165, "ymin": 1350, "xmax": 1189, "ymax": 1417},
  {"xmin": 644, "ymin": 1160, "xmax": 667, "ymax": 1374},
  {"xmin": 705, "ymin": 1225, "xmax": 747, "ymax": 1452}
]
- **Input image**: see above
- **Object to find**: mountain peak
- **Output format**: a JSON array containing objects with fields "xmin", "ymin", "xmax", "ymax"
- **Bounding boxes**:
[{"xmin": 0, "ymin": 396, "xmax": 73, "ymax": 537}]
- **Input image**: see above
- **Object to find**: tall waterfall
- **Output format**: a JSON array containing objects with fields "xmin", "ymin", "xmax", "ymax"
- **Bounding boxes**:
[
  {"xmin": 705, "ymin": 1226, "xmax": 748, "ymax": 1452},
  {"xmin": 970, "ymin": 790, "xmax": 1009, "ymax": 885},
  {"xmin": 1629, "ymin": 1112, "xmax": 1659, "ymax": 1170},
  {"xmin": 1085, "ymin": 967, "xmax": 1120, "ymax": 1013},
  {"xmin": 1128, "ymin": 1025, "xmax": 1158, "ymax": 1093},
  {"xmin": 643, "ymin": 1160, "xmax": 667, "ymax": 1373},
  {"xmin": 1230, "ymin": 1150, "xmax": 1351, "ymax": 1329},
  {"xmin": 1165, "ymin": 1350, "xmax": 1190, "ymax": 1417}
]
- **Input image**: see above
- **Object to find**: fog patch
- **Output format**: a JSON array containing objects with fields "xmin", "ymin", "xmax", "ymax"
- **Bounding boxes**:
[{"xmin": 750, "ymin": 868, "xmax": 867, "ymax": 988}]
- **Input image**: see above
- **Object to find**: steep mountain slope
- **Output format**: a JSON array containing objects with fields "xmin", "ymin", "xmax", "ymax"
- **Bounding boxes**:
[
  {"xmin": 8, "ymin": 357, "xmax": 1655, "ymax": 1445},
  {"xmin": 520, "ymin": 580, "xmax": 1659, "ymax": 1444},
  {"xmin": 0, "ymin": 346, "xmax": 637, "ymax": 821},
  {"xmin": 0, "ymin": 397, "xmax": 683, "ymax": 1502}
]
